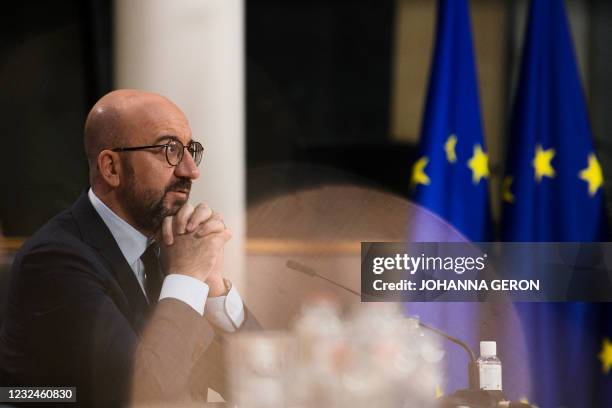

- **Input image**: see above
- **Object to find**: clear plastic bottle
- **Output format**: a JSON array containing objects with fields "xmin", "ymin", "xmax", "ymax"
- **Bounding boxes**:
[{"xmin": 477, "ymin": 341, "xmax": 502, "ymax": 391}]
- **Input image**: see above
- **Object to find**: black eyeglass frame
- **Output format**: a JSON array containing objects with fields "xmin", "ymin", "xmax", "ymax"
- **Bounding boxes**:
[{"xmin": 111, "ymin": 140, "xmax": 204, "ymax": 167}]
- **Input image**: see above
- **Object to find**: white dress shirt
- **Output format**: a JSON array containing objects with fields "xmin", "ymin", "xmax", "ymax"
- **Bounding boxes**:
[{"xmin": 88, "ymin": 188, "xmax": 244, "ymax": 331}]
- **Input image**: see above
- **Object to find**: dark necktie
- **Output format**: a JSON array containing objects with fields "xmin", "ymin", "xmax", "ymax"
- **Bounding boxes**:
[{"xmin": 140, "ymin": 243, "xmax": 163, "ymax": 304}]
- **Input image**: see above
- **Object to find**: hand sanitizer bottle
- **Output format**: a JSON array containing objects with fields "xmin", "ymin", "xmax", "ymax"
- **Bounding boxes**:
[{"xmin": 477, "ymin": 341, "xmax": 502, "ymax": 390}]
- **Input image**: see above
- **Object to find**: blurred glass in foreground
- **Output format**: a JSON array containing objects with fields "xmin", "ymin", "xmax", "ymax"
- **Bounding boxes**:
[{"xmin": 228, "ymin": 301, "xmax": 442, "ymax": 408}]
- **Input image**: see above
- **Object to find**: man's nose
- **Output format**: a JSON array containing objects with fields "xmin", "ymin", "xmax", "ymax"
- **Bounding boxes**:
[{"xmin": 174, "ymin": 150, "xmax": 200, "ymax": 180}]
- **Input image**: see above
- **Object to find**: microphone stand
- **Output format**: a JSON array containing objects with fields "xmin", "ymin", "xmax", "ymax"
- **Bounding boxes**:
[{"xmin": 286, "ymin": 259, "xmax": 534, "ymax": 408}]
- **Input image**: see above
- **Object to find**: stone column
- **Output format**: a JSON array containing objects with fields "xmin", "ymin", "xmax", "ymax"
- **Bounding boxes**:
[{"xmin": 114, "ymin": 0, "xmax": 245, "ymax": 289}]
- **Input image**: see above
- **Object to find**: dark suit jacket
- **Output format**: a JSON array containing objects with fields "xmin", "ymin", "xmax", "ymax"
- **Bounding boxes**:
[{"xmin": 0, "ymin": 193, "xmax": 258, "ymax": 407}]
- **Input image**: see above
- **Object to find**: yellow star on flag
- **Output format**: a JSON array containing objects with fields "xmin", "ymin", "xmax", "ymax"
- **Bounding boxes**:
[
  {"xmin": 467, "ymin": 144, "xmax": 489, "ymax": 184},
  {"xmin": 411, "ymin": 156, "xmax": 430, "ymax": 187},
  {"xmin": 444, "ymin": 134, "xmax": 458, "ymax": 163},
  {"xmin": 598, "ymin": 337, "xmax": 612, "ymax": 375},
  {"xmin": 533, "ymin": 144, "xmax": 556, "ymax": 182},
  {"xmin": 579, "ymin": 153, "xmax": 603, "ymax": 197},
  {"xmin": 502, "ymin": 175, "xmax": 514, "ymax": 203}
]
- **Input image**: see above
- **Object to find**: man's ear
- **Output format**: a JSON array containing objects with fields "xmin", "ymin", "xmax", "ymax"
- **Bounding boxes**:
[{"xmin": 97, "ymin": 150, "xmax": 122, "ymax": 187}]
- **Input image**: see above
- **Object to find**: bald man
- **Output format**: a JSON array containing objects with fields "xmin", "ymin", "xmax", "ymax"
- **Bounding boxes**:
[{"xmin": 0, "ymin": 90, "xmax": 258, "ymax": 407}]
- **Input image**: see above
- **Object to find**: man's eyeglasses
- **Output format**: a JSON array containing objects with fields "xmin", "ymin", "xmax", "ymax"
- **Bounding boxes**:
[{"xmin": 111, "ymin": 140, "xmax": 204, "ymax": 167}]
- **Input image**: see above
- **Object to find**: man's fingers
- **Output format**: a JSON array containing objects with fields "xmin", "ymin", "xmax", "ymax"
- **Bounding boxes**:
[
  {"xmin": 194, "ymin": 219, "xmax": 227, "ymax": 238},
  {"xmin": 203, "ymin": 229, "xmax": 233, "ymax": 248},
  {"xmin": 222, "ymin": 228, "xmax": 232, "ymax": 241},
  {"xmin": 162, "ymin": 216, "xmax": 174, "ymax": 245},
  {"xmin": 186, "ymin": 203, "xmax": 213, "ymax": 233},
  {"xmin": 173, "ymin": 203, "xmax": 195, "ymax": 235},
  {"xmin": 210, "ymin": 212, "xmax": 224, "ymax": 224},
  {"xmin": 193, "ymin": 212, "xmax": 227, "ymax": 237}
]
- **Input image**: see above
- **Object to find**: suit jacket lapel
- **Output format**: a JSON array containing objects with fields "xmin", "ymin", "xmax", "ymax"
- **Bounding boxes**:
[{"xmin": 71, "ymin": 192, "xmax": 150, "ymax": 333}]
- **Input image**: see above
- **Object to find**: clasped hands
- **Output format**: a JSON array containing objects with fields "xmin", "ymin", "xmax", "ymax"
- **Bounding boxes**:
[{"xmin": 158, "ymin": 203, "xmax": 231, "ymax": 297}]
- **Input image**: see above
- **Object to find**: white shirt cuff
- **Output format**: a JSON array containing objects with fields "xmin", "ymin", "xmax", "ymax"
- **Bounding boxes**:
[
  {"xmin": 159, "ymin": 274, "xmax": 209, "ymax": 316},
  {"xmin": 205, "ymin": 285, "xmax": 245, "ymax": 332}
]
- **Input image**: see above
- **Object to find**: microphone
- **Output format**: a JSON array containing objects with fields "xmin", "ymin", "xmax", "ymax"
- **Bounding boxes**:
[{"xmin": 285, "ymin": 259, "xmax": 534, "ymax": 408}]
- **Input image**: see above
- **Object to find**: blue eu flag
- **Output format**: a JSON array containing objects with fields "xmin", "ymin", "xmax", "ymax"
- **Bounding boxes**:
[
  {"xmin": 502, "ymin": 0, "xmax": 611, "ymax": 406},
  {"xmin": 407, "ymin": 0, "xmax": 499, "ymax": 397},
  {"xmin": 410, "ymin": 0, "xmax": 491, "ymax": 242}
]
